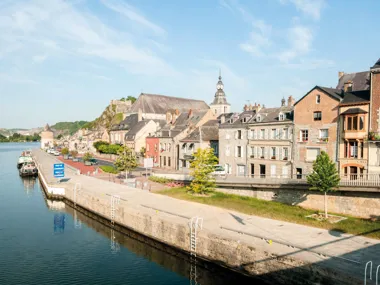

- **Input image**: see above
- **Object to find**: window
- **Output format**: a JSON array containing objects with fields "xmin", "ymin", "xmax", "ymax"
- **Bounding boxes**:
[
  {"xmin": 164, "ymin": 143, "xmax": 167, "ymax": 151},
  {"xmin": 250, "ymin": 147, "xmax": 255, "ymax": 157},
  {"xmin": 225, "ymin": 145, "xmax": 230, "ymax": 156},
  {"xmin": 260, "ymin": 129, "xmax": 265, "ymax": 139},
  {"xmin": 250, "ymin": 129, "xmax": 255, "ymax": 139},
  {"xmin": 237, "ymin": 146, "xmax": 242, "ymax": 157},
  {"xmin": 226, "ymin": 133, "xmax": 230, "ymax": 139},
  {"xmin": 256, "ymin": 115, "xmax": 261, "ymax": 122},
  {"xmin": 260, "ymin": 147, "xmax": 265, "ymax": 158},
  {"xmin": 306, "ymin": 148, "xmax": 320, "ymax": 161},
  {"xmin": 271, "ymin": 147, "xmax": 276, "ymax": 159},
  {"xmin": 345, "ymin": 115, "xmax": 365, "ymax": 131},
  {"xmin": 154, "ymin": 144, "xmax": 157, "ymax": 151},
  {"xmin": 164, "ymin": 156, "xmax": 166, "ymax": 166},
  {"xmin": 300, "ymin": 130, "xmax": 308, "ymax": 142},
  {"xmin": 271, "ymin": 129, "xmax": 277, "ymax": 139},
  {"xmin": 283, "ymin": 147, "xmax": 289, "ymax": 160},
  {"xmin": 283, "ymin": 128, "xmax": 289, "ymax": 139},
  {"xmin": 147, "ymin": 144, "xmax": 150, "ymax": 151},
  {"xmin": 237, "ymin": 130, "xmax": 242, "ymax": 139},
  {"xmin": 319, "ymin": 129, "xmax": 328, "ymax": 141},
  {"xmin": 279, "ymin": 113, "xmax": 285, "ymax": 121},
  {"xmin": 314, "ymin": 111, "xmax": 322, "ymax": 121},
  {"xmin": 316, "ymin": 94, "xmax": 321, "ymax": 104},
  {"xmin": 168, "ymin": 157, "xmax": 171, "ymax": 167},
  {"xmin": 344, "ymin": 140, "xmax": 358, "ymax": 158},
  {"xmin": 168, "ymin": 143, "xmax": 171, "ymax": 151}
]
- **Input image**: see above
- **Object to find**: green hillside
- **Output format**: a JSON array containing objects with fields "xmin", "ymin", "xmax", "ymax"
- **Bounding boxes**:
[{"xmin": 51, "ymin": 121, "xmax": 89, "ymax": 135}]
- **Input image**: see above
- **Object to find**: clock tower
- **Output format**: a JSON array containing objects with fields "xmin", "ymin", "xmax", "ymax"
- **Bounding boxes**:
[{"xmin": 210, "ymin": 71, "xmax": 231, "ymax": 116}]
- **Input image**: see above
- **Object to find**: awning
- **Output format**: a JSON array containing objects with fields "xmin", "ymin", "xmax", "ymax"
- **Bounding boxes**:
[{"xmin": 341, "ymin": 108, "xmax": 367, "ymax": 115}]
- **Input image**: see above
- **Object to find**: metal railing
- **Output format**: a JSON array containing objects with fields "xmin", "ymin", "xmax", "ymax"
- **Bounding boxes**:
[{"xmin": 340, "ymin": 174, "xmax": 380, "ymax": 186}]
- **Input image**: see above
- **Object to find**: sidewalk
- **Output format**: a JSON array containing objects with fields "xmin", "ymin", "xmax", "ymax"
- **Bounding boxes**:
[{"xmin": 33, "ymin": 149, "xmax": 380, "ymax": 283}]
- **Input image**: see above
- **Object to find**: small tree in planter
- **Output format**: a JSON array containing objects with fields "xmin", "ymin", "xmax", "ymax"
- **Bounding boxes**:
[
  {"xmin": 61, "ymin": 147, "xmax": 69, "ymax": 159},
  {"xmin": 70, "ymin": 150, "xmax": 78, "ymax": 160},
  {"xmin": 307, "ymin": 151, "xmax": 340, "ymax": 218},
  {"xmin": 115, "ymin": 145, "xmax": 138, "ymax": 179},
  {"xmin": 83, "ymin": 152, "xmax": 93, "ymax": 165},
  {"xmin": 187, "ymin": 148, "xmax": 218, "ymax": 195}
]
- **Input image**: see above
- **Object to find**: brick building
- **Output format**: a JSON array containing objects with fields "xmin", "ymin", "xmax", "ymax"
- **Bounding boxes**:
[{"xmin": 293, "ymin": 86, "xmax": 344, "ymax": 177}]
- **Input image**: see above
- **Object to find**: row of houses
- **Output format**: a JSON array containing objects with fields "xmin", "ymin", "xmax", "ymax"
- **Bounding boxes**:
[
  {"xmin": 221, "ymin": 58, "xmax": 380, "ymax": 179},
  {"xmin": 107, "ymin": 58, "xmax": 380, "ymax": 180}
]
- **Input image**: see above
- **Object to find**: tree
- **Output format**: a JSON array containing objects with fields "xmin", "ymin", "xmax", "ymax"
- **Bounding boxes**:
[
  {"xmin": 61, "ymin": 147, "xmax": 69, "ymax": 155},
  {"xmin": 57, "ymin": 134, "xmax": 63, "ymax": 140},
  {"xmin": 140, "ymin": 146, "xmax": 146, "ymax": 157},
  {"xmin": 114, "ymin": 145, "xmax": 138, "ymax": 178},
  {"xmin": 70, "ymin": 150, "xmax": 78, "ymax": 158},
  {"xmin": 307, "ymin": 151, "xmax": 340, "ymax": 218},
  {"xmin": 127, "ymin": 96, "xmax": 136, "ymax": 103},
  {"xmin": 187, "ymin": 148, "xmax": 218, "ymax": 194},
  {"xmin": 83, "ymin": 152, "xmax": 93, "ymax": 161}
]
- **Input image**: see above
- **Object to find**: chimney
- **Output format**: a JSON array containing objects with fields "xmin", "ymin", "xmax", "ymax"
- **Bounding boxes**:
[
  {"xmin": 281, "ymin": 97, "xmax": 286, "ymax": 107},
  {"xmin": 243, "ymin": 104, "xmax": 248, "ymax": 111},
  {"xmin": 287, "ymin": 96, "xmax": 295, "ymax": 107},
  {"xmin": 338, "ymin": 71, "xmax": 345, "ymax": 79},
  {"xmin": 220, "ymin": 115, "xmax": 225, "ymax": 124},
  {"xmin": 138, "ymin": 108, "xmax": 142, "ymax": 122},
  {"xmin": 344, "ymin": 81, "xmax": 353, "ymax": 92},
  {"xmin": 166, "ymin": 111, "xmax": 172, "ymax": 124},
  {"xmin": 188, "ymin": 109, "xmax": 193, "ymax": 118}
]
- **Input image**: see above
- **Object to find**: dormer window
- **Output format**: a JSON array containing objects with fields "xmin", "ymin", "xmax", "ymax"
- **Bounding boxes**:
[
  {"xmin": 256, "ymin": 115, "xmax": 261, "ymax": 122},
  {"xmin": 316, "ymin": 94, "xmax": 321, "ymax": 104},
  {"xmin": 279, "ymin": 112, "xmax": 285, "ymax": 121}
]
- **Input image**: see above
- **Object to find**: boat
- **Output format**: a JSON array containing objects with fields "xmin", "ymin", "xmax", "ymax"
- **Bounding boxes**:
[
  {"xmin": 17, "ymin": 156, "xmax": 33, "ymax": 169},
  {"xmin": 19, "ymin": 162, "xmax": 38, "ymax": 177}
]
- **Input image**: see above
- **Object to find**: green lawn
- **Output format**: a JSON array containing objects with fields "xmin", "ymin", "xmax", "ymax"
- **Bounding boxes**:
[
  {"xmin": 99, "ymin": 165, "xmax": 118, "ymax": 174},
  {"xmin": 156, "ymin": 187, "xmax": 380, "ymax": 239}
]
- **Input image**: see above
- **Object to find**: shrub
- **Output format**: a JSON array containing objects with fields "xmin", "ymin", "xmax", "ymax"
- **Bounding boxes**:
[
  {"xmin": 98, "ymin": 144, "xmax": 121, "ymax": 154},
  {"xmin": 93, "ymin": 141, "xmax": 109, "ymax": 151},
  {"xmin": 70, "ymin": 150, "xmax": 78, "ymax": 158},
  {"xmin": 61, "ymin": 147, "xmax": 69, "ymax": 155},
  {"xmin": 100, "ymin": 165, "xmax": 119, "ymax": 174},
  {"xmin": 83, "ymin": 152, "xmax": 93, "ymax": 161},
  {"xmin": 149, "ymin": 176, "xmax": 174, "ymax": 184}
]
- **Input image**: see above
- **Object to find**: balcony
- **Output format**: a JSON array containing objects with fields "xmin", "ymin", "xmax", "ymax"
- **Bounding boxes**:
[{"xmin": 342, "ymin": 130, "xmax": 367, "ymax": 140}]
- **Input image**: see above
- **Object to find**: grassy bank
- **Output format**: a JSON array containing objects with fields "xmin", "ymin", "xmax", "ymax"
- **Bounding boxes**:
[
  {"xmin": 156, "ymin": 187, "xmax": 380, "ymax": 239},
  {"xmin": 99, "ymin": 165, "xmax": 118, "ymax": 174}
]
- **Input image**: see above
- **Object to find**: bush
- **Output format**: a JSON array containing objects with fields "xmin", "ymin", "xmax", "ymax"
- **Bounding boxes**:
[
  {"xmin": 149, "ymin": 176, "xmax": 174, "ymax": 184},
  {"xmin": 98, "ymin": 144, "xmax": 121, "ymax": 154},
  {"xmin": 70, "ymin": 150, "xmax": 78, "ymax": 158},
  {"xmin": 61, "ymin": 147, "xmax": 69, "ymax": 155},
  {"xmin": 100, "ymin": 165, "xmax": 119, "ymax": 174},
  {"xmin": 93, "ymin": 141, "xmax": 109, "ymax": 151},
  {"xmin": 83, "ymin": 152, "xmax": 93, "ymax": 161}
]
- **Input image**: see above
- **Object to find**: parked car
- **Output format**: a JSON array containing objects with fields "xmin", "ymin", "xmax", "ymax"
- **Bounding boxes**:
[
  {"xmin": 85, "ymin": 158, "xmax": 98, "ymax": 166},
  {"xmin": 68, "ymin": 155, "xmax": 73, "ymax": 160},
  {"xmin": 47, "ymin": 149, "xmax": 54, "ymax": 154},
  {"xmin": 53, "ymin": 151, "xmax": 60, "ymax": 156},
  {"xmin": 73, "ymin": 157, "xmax": 79, "ymax": 162},
  {"xmin": 211, "ymin": 165, "xmax": 226, "ymax": 177}
]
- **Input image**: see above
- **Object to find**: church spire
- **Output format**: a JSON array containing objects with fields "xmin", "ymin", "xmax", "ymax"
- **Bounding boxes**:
[{"xmin": 210, "ymin": 71, "xmax": 231, "ymax": 115}]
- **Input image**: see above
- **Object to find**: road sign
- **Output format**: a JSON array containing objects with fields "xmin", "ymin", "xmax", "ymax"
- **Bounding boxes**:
[
  {"xmin": 54, "ymin": 163, "xmax": 65, "ymax": 178},
  {"xmin": 143, "ymin": 158, "xmax": 154, "ymax": 168}
]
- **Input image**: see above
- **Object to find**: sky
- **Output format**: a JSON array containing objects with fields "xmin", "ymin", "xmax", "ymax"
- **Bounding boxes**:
[{"xmin": 0, "ymin": 0, "xmax": 379, "ymax": 129}]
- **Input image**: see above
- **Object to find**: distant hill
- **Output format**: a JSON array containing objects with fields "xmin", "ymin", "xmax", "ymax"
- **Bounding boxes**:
[
  {"xmin": 51, "ymin": 121, "xmax": 89, "ymax": 135},
  {"xmin": 82, "ymin": 103, "xmax": 124, "ymax": 131}
]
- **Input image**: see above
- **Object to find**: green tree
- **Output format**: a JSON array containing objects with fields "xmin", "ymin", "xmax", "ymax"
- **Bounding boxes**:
[
  {"xmin": 140, "ymin": 146, "xmax": 146, "ymax": 157},
  {"xmin": 61, "ymin": 147, "xmax": 69, "ymax": 155},
  {"xmin": 187, "ymin": 148, "xmax": 218, "ymax": 194},
  {"xmin": 114, "ymin": 145, "xmax": 138, "ymax": 178},
  {"xmin": 57, "ymin": 134, "xmax": 63, "ymax": 139},
  {"xmin": 83, "ymin": 152, "xmax": 93, "ymax": 161},
  {"xmin": 127, "ymin": 96, "xmax": 136, "ymax": 103},
  {"xmin": 70, "ymin": 150, "xmax": 78, "ymax": 158},
  {"xmin": 307, "ymin": 151, "xmax": 340, "ymax": 218}
]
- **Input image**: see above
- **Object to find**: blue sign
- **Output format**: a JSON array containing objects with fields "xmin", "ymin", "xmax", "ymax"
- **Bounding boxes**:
[{"xmin": 54, "ymin": 163, "xmax": 65, "ymax": 178}]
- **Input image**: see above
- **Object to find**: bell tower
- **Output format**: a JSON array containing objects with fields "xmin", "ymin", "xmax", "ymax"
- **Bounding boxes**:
[{"xmin": 210, "ymin": 70, "xmax": 231, "ymax": 116}]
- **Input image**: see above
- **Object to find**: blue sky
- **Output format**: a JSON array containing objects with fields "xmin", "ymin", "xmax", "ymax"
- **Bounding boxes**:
[{"xmin": 0, "ymin": 0, "xmax": 379, "ymax": 129}]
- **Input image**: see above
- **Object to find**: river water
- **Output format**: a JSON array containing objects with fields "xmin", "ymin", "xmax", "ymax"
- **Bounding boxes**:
[{"xmin": 0, "ymin": 143, "xmax": 261, "ymax": 285}]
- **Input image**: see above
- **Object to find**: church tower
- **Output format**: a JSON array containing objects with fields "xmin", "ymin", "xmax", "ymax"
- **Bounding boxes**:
[{"xmin": 210, "ymin": 71, "xmax": 231, "ymax": 116}]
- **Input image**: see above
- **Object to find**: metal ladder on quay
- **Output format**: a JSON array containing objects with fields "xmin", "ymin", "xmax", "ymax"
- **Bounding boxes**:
[
  {"xmin": 110, "ymin": 195, "xmax": 120, "ymax": 226},
  {"xmin": 189, "ymin": 217, "xmax": 203, "ymax": 285}
]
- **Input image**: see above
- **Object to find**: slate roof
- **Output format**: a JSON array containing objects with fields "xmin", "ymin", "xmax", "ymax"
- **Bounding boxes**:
[
  {"xmin": 336, "ymin": 71, "xmax": 370, "ymax": 91},
  {"xmin": 294, "ymin": 86, "xmax": 344, "ymax": 106},
  {"xmin": 253, "ymin": 106, "xmax": 293, "ymax": 124},
  {"xmin": 181, "ymin": 124, "xmax": 219, "ymax": 142},
  {"xmin": 340, "ymin": 90, "xmax": 370, "ymax": 105},
  {"xmin": 157, "ymin": 110, "xmax": 209, "ymax": 138},
  {"xmin": 372, "ymin": 58, "xmax": 380, "ymax": 69},
  {"xmin": 111, "ymin": 114, "xmax": 139, "ymax": 131},
  {"xmin": 130, "ymin": 93, "xmax": 209, "ymax": 114},
  {"xmin": 219, "ymin": 111, "xmax": 253, "ymax": 128},
  {"xmin": 125, "ymin": 119, "xmax": 166, "ymax": 140},
  {"xmin": 340, "ymin": 108, "xmax": 368, "ymax": 115}
]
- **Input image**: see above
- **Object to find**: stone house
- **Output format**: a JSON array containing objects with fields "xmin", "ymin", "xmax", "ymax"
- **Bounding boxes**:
[
  {"xmin": 247, "ymin": 97, "xmax": 294, "ymax": 179},
  {"xmin": 178, "ymin": 120, "xmax": 219, "ymax": 171},
  {"xmin": 293, "ymin": 86, "xmax": 344, "ymax": 177},
  {"xmin": 154, "ymin": 109, "xmax": 216, "ymax": 170},
  {"xmin": 219, "ymin": 112, "xmax": 253, "ymax": 176}
]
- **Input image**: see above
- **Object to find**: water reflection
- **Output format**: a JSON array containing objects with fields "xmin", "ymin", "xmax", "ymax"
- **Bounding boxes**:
[
  {"xmin": 53, "ymin": 214, "xmax": 66, "ymax": 234},
  {"xmin": 21, "ymin": 177, "xmax": 37, "ymax": 194},
  {"xmin": 43, "ymin": 197, "xmax": 260, "ymax": 285}
]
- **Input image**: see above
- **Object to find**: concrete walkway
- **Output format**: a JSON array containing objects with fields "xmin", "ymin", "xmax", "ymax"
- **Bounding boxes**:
[{"xmin": 34, "ymin": 149, "xmax": 380, "ymax": 283}]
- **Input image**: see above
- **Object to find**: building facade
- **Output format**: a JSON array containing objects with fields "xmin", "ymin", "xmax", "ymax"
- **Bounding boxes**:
[
  {"xmin": 40, "ymin": 124, "xmax": 54, "ymax": 149},
  {"xmin": 247, "ymin": 97, "xmax": 294, "ymax": 179},
  {"xmin": 146, "ymin": 137, "xmax": 159, "ymax": 167},
  {"xmin": 293, "ymin": 87, "xmax": 343, "ymax": 177}
]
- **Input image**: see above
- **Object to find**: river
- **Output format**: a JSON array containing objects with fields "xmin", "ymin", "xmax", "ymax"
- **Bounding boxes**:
[{"xmin": 0, "ymin": 143, "xmax": 261, "ymax": 285}]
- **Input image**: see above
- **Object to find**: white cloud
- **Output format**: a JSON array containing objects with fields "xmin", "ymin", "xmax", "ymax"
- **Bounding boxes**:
[
  {"xmin": 0, "ymin": 0, "xmax": 174, "ymax": 77},
  {"xmin": 0, "ymin": 73, "xmax": 38, "ymax": 84},
  {"xmin": 280, "ymin": 0, "xmax": 325, "ymax": 21},
  {"xmin": 277, "ymin": 25, "xmax": 313, "ymax": 62},
  {"xmin": 100, "ymin": 0, "xmax": 166, "ymax": 36}
]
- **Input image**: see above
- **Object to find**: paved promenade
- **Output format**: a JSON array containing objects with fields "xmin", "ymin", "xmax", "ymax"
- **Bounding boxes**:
[{"xmin": 33, "ymin": 149, "xmax": 380, "ymax": 283}]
